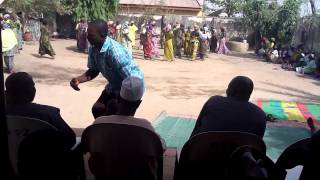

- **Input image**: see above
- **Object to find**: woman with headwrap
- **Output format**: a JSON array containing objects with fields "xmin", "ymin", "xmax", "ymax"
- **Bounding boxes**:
[
  {"xmin": 173, "ymin": 24, "xmax": 184, "ymax": 58},
  {"xmin": 151, "ymin": 21, "xmax": 159, "ymax": 58},
  {"xmin": 143, "ymin": 23, "xmax": 153, "ymax": 59},
  {"xmin": 210, "ymin": 27, "xmax": 218, "ymax": 53},
  {"xmin": 164, "ymin": 24, "xmax": 174, "ymax": 61},
  {"xmin": 199, "ymin": 27, "xmax": 209, "ymax": 60},
  {"xmin": 191, "ymin": 25, "xmax": 200, "ymax": 61},
  {"xmin": 115, "ymin": 21, "xmax": 122, "ymax": 43},
  {"xmin": 184, "ymin": 27, "xmax": 192, "ymax": 57},
  {"xmin": 76, "ymin": 19, "xmax": 88, "ymax": 52},
  {"xmin": 39, "ymin": 19, "xmax": 56, "ymax": 58},
  {"xmin": 121, "ymin": 21, "xmax": 132, "ymax": 52},
  {"xmin": 216, "ymin": 27, "xmax": 229, "ymax": 54},
  {"xmin": 128, "ymin": 21, "xmax": 138, "ymax": 49}
]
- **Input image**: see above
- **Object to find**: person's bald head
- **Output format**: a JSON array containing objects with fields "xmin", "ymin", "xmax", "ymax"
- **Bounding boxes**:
[
  {"xmin": 5, "ymin": 72, "xmax": 36, "ymax": 104},
  {"xmin": 87, "ymin": 20, "xmax": 108, "ymax": 48},
  {"xmin": 226, "ymin": 76, "xmax": 254, "ymax": 101}
]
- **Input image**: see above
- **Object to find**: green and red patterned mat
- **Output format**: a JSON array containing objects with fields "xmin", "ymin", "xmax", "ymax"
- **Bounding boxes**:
[
  {"xmin": 256, "ymin": 99, "xmax": 320, "ymax": 124},
  {"xmin": 153, "ymin": 111, "xmax": 314, "ymax": 160},
  {"xmin": 153, "ymin": 100, "xmax": 319, "ymax": 159}
]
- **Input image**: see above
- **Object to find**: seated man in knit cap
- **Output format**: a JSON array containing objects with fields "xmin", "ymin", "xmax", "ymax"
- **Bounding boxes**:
[
  {"xmin": 94, "ymin": 76, "xmax": 154, "ymax": 132},
  {"xmin": 5, "ymin": 72, "xmax": 76, "ymax": 146},
  {"xmin": 190, "ymin": 76, "xmax": 267, "ymax": 138}
]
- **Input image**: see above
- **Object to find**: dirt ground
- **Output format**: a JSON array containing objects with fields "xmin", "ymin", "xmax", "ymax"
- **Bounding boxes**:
[{"xmin": 8, "ymin": 39, "xmax": 320, "ymax": 130}]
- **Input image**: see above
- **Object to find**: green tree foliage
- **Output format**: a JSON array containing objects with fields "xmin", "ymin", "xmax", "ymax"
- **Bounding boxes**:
[
  {"xmin": 240, "ymin": 0, "xmax": 301, "ymax": 44},
  {"xmin": 207, "ymin": 0, "xmax": 245, "ymax": 17},
  {"xmin": 277, "ymin": 0, "xmax": 302, "ymax": 43},
  {"xmin": 70, "ymin": 0, "xmax": 119, "ymax": 21},
  {"xmin": 2, "ymin": 0, "xmax": 68, "ymax": 14}
]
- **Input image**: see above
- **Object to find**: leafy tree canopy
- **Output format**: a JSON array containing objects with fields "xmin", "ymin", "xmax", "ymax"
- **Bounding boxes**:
[
  {"xmin": 206, "ymin": 0, "xmax": 245, "ymax": 17},
  {"xmin": 2, "ymin": 0, "xmax": 69, "ymax": 14},
  {"xmin": 68, "ymin": 0, "xmax": 119, "ymax": 21},
  {"xmin": 240, "ymin": 0, "xmax": 302, "ymax": 43},
  {"xmin": 2, "ymin": 0, "xmax": 119, "ymax": 21}
]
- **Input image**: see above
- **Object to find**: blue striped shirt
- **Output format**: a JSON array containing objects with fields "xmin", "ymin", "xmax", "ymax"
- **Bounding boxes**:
[{"xmin": 88, "ymin": 37, "xmax": 144, "ymax": 93}]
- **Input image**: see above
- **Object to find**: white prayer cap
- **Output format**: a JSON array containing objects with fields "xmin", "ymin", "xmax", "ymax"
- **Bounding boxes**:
[{"xmin": 120, "ymin": 76, "xmax": 144, "ymax": 101}]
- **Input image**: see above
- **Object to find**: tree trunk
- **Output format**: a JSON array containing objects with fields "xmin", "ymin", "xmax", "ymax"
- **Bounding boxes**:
[{"xmin": 309, "ymin": 0, "xmax": 316, "ymax": 15}]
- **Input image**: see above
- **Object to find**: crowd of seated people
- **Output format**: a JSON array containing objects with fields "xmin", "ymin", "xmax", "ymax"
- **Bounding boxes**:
[
  {"xmin": 257, "ymin": 37, "xmax": 320, "ymax": 78},
  {"xmin": 5, "ymin": 72, "xmax": 319, "ymax": 179}
]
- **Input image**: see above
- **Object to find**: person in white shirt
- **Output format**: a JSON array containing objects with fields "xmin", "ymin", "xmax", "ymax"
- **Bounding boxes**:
[{"xmin": 94, "ymin": 76, "xmax": 163, "ymax": 145}]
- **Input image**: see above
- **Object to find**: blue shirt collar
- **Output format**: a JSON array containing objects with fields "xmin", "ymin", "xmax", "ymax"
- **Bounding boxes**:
[{"xmin": 100, "ymin": 37, "xmax": 110, "ymax": 53}]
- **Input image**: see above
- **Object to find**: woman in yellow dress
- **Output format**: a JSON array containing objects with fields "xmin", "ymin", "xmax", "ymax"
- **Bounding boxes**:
[
  {"xmin": 164, "ymin": 24, "xmax": 174, "ymax": 61},
  {"xmin": 191, "ymin": 26, "xmax": 200, "ymax": 61},
  {"xmin": 128, "ymin": 21, "xmax": 138, "ymax": 49},
  {"xmin": 184, "ymin": 27, "xmax": 192, "ymax": 57}
]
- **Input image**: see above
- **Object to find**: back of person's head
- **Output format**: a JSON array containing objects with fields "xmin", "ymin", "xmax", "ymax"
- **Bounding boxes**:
[
  {"xmin": 18, "ymin": 130, "xmax": 77, "ymax": 180},
  {"xmin": 5, "ymin": 72, "xmax": 36, "ymax": 104},
  {"xmin": 226, "ymin": 76, "xmax": 254, "ymax": 101},
  {"xmin": 118, "ymin": 76, "xmax": 144, "ymax": 116}
]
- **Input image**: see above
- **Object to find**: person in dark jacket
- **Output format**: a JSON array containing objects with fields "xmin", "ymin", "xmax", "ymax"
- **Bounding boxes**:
[
  {"xmin": 5, "ymin": 72, "xmax": 75, "ymax": 146},
  {"xmin": 191, "ymin": 76, "xmax": 267, "ymax": 138}
]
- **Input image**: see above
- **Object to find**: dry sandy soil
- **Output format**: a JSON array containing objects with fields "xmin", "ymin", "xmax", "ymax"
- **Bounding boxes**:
[{"xmin": 8, "ymin": 39, "xmax": 320, "ymax": 130}]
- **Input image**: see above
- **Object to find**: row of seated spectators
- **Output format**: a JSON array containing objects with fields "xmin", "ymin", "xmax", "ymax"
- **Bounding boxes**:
[
  {"xmin": 5, "ymin": 72, "xmax": 320, "ymax": 180},
  {"xmin": 257, "ymin": 38, "xmax": 320, "ymax": 78}
]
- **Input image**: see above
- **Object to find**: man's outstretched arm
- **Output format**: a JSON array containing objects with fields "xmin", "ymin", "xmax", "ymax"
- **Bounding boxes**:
[{"xmin": 70, "ymin": 69, "xmax": 99, "ymax": 91}]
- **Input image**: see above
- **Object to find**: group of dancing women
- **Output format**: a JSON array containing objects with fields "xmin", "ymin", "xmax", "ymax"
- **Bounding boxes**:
[
  {"xmin": 142, "ymin": 22, "xmax": 230, "ymax": 61},
  {"xmin": 75, "ymin": 19, "xmax": 230, "ymax": 61}
]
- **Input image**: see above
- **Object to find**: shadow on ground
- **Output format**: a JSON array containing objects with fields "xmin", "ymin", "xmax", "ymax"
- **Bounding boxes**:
[
  {"xmin": 66, "ymin": 46, "xmax": 87, "ymax": 54},
  {"xmin": 227, "ymin": 52, "xmax": 262, "ymax": 61},
  {"xmin": 25, "ymin": 63, "xmax": 105, "ymax": 86},
  {"xmin": 146, "ymin": 76, "xmax": 225, "ymax": 99},
  {"xmin": 31, "ymin": 53, "xmax": 54, "ymax": 60},
  {"xmin": 257, "ymin": 81, "xmax": 320, "ymax": 103},
  {"xmin": 313, "ymin": 81, "xmax": 320, "ymax": 86}
]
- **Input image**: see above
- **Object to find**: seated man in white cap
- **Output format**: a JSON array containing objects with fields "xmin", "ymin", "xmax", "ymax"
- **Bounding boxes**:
[{"xmin": 93, "ymin": 76, "xmax": 154, "ymax": 133}]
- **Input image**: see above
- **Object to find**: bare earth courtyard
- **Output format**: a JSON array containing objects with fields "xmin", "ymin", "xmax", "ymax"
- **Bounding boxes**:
[{"xmin": 8, "ymin": 39, "xmax": 320, "ymax": 130}]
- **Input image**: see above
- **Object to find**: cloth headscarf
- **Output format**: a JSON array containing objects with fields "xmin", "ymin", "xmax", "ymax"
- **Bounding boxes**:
[
  {"xmin": 204, "ymin": 27, "xmax": 209, "ymax": 33},
  {"xmin": 3, "ymin": 14, "xmax": 10, "ymax": 19},
  {"xmin": 166, "ymin": 24, "xmax": 172, "ymax": 32},
  {"xmin": 194, "ymin": 25, "xmax": 199, "ymax": 31},
  {"xmin": 122, "ymin": 21, "xmax": 129, "ymax": 34}
]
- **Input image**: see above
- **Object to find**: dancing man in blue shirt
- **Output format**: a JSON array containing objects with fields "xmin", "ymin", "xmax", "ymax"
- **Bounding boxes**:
[{"xmin": 70, "ymin": 20, "xmax": 144, "ymax": 118}]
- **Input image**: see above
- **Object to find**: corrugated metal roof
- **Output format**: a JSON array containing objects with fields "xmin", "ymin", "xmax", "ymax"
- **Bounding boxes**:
[{"xmin": 119, "ymin": 0, "xmax": 201, "ymax": 9}]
